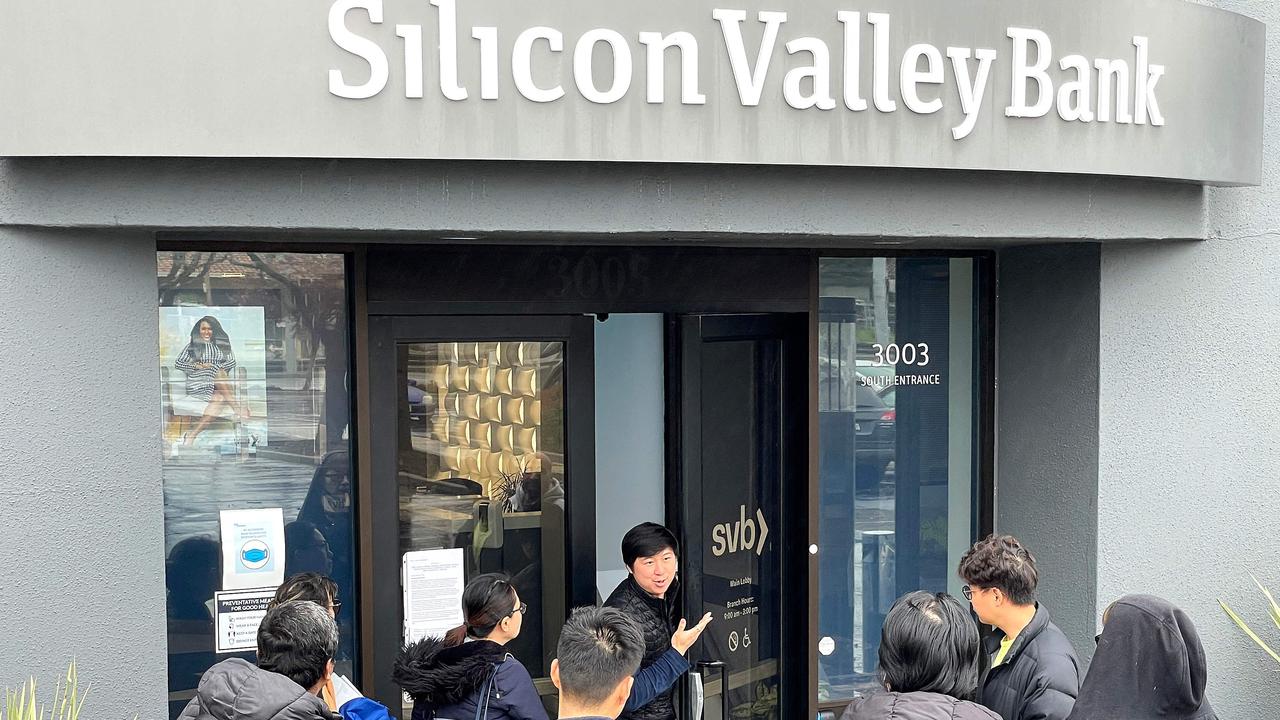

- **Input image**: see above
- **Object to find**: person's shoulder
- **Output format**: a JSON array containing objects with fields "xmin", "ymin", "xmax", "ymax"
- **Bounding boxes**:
[
  {"xmin": 837, "ymin": 692, "xmax": 890, "ymax": 719},
  {"xmin": 951, "ymin": 697, "xmax": 1001, "ymax": 720},
  {"xmin": 1033, "ymin": 620, "xmax": 1082, "ymax": 662},
  {"xmin": 338, "ymin": 697, "xmax": 391, "ymax": 720},
  {"xmin": 840, "ymin": 692, "xmax": 1001, "ymax": 720},
  {"xmin": 604, "ymin": 578, "xmax": 637, "ymax": 608},
  {"xmin": 496, "ymin": 654, "xmax": 534, "ymax": 682}
]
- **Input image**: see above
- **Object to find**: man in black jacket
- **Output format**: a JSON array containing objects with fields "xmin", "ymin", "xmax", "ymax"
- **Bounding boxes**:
[
  {"xmin": 959, "ymin": 535, "xmax": 1082, "ymax": 720},
  {"xmin": 604, "ymin": 523, "xmax": 711, "ymax": 720}
]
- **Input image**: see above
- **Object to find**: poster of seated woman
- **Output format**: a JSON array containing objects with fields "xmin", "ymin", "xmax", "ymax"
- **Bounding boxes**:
[{"xmin": 159, "ymin": 307, "xmax": 268, "ymax": 452}]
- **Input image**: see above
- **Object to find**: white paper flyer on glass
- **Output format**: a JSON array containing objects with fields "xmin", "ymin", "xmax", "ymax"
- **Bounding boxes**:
[
  {"xmin": 402, "ymin": 548, "xmax": 466, "ymax": 645},
  {"xmin": 214, "ymin": 587, "xmax": 275, "ymax": 653},
  {"xmin": 220, "ymin": 508, "xmax": 286, "ymax": 591}
]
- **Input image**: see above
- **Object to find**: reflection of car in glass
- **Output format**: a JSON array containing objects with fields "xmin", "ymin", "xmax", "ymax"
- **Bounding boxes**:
[
  {"xmin": 877, "ymin": 385, "xmax": 895, "ymax": 408},
  {"xmin": 853, "ymin": 377, "xmax": 895, "ymax": 493},
  {"xmin": 407, "ymin": 380, "xmax": 429, "ymax": 423},
  {"xmin": 855, "ymin": 358, "xmax": 895, "ymax": 380}
]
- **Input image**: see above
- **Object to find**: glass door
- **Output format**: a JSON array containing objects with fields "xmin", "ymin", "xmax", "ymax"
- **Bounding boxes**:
[
  {"xmin": 674, "ymin": 314, "xmax": 807, "ymax": 720},
  {"xmin": 366, "ymin": 315, "xmax": 596, "ymax": 714}
]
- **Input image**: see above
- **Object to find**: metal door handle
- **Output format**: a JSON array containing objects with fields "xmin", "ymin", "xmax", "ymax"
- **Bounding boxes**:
[{"xmin": 695, "ymin": 661, "xmax": 728, "ymax": 720}]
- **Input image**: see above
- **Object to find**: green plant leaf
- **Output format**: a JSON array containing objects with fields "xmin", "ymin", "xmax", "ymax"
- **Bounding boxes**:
[
  {"xmin": 1221, "ymin": 599, "xmax": 1280, "ymax": 665},
  {"xmin": 1251, "ymin": 574, "xmax": 1280, "ymax": 631}
]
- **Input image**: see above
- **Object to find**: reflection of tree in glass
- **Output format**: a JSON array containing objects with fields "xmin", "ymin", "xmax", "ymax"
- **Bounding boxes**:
[{"xmin": 158, "ymin": 251, "xmax": 349, "ymax": 448}]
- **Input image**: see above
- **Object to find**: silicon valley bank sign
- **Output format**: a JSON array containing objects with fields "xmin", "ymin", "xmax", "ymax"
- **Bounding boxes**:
[
  {"xmin": 330, "ymin": 0, "xmax": 1168, "ymax": 141},
  {"xmin": 0, "ymin": 0, "xmax": 1263, "ymax": 184}
]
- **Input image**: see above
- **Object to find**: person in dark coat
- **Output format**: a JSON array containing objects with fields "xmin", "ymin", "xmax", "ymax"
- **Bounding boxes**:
[
  {"xmin": 959, "ymin": 535, "xmax": 1081, "ymax": 720},
  {"xmin": 394, "ymin": 573, "xmax": 549, "ymax": 720},
  {"xmin": 603, "ymin": 523, "xmax": 712, "ymax": 720},
  {"xmin": 840, "ymin": 591, "xmax": 1000, "ymax": 720},
  {"xmin": 1068, "ymin": 595, "xmax": 1216, "ymax": 720}
]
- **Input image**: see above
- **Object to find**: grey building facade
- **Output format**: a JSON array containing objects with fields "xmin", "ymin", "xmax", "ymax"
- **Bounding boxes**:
[{"xmin": 0, "ymin": 1, "xmax": 1275, "ymax": 719}]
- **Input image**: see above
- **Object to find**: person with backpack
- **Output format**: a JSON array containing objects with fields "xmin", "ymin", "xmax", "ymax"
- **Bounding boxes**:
[{"xmin": 394, "ymin": 573, "xmax": 548, "ymax": 720}]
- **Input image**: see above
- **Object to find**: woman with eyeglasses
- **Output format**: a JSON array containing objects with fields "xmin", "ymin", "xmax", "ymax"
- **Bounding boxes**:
[{"xmin": 395, "ymin": 573, "xmax": 548, "ymax": 720}]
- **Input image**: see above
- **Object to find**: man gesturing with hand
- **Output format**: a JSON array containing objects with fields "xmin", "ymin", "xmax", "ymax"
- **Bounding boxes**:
[{"xmin": 604, "ymin": 523, "xmax": 712, "ymax": 720}]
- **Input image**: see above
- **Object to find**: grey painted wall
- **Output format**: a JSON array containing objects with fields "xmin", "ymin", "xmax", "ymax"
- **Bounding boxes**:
[
  {"xmin": 1092, "ymin": 1, "xmax": 1280, "ymax": 717},
  {"xmin": 0, "ymin": 158, "xmax": 1205, "ymax": 243},
  {"xmin": 995, "ymin": 243, "xmax": 1100, "ymax": 661},
  {"xmin": 0, "ymin": 229, "xmax": 168, "ymax": 719}
]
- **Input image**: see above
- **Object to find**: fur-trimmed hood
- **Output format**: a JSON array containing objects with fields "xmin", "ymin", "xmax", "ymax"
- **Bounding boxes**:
[{"xmin": 392, "ymin": 637, "xmax": 508, "ymax": 707}]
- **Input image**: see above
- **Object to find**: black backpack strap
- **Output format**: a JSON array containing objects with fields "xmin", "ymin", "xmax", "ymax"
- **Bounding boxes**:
[{"xmin": 473, "ymin": 662, "xmax": 501, "ymax": 720}]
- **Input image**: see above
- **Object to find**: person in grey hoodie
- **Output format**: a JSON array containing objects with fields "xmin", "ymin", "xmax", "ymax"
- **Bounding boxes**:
[
  {"xmin": 179, "ymin": 600, "xmax": 391, "ymax": 720},
  {"xmin": 841, "ymin": 592, "xmax": 1001, "ymax": 720}
]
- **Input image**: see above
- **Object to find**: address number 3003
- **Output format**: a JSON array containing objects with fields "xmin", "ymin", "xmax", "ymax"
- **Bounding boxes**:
[{"xmin": 871, "ymin": 343, "xmax": 930, "ymax": 366}]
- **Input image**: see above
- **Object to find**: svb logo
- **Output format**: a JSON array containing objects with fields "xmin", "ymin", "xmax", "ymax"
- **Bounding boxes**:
[{"xmin": 711, "ymin": 505, "xmax": 769, "ymax": 557}]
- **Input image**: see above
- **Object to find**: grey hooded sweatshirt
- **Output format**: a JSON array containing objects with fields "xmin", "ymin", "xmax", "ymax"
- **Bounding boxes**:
[
  {"xmin": 841, "ymin": 691, "xmax": 1002, "ymax": 720},
  {"xmin": 178, "ymin": 659, "xmax": 340, "ymax": 720}
]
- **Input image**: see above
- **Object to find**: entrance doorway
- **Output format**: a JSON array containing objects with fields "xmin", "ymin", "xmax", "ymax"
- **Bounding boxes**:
[
  {"xmin": 364, "ymin": 310, "xmax": 808, "ymax": 718},
  {"xmin": 671, "ymin": 314, "xmax": 808, "ymax": 720},
  {"xmin": 365, "ymin": 315, "xmax": 597, "ymax": 711}
]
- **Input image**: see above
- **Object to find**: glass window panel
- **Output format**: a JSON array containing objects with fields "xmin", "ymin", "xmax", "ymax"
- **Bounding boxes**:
[
  {"xmin": 158, "ymin": 251, "xmax": 353, "ymax": 719},
  {"xmin": 817, "ymin": 257, "xmax": 978, "ymax": 703},
  {"xmin": 398, "ymin": 340, "xmax": 565, "ymax": 682}
]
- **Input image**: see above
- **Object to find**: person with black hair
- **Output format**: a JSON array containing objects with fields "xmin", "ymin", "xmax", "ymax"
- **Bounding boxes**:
[
  {"xmin": 175, "ymin": 315, "xmax": 250, "ymax": 445},
  {"xmin": 840, "ymin": 591, "xmax": 999, "ymax": 720},
  {"xmin": 959, "ymin": 535, "xmax": 1081, "ymax": 720},
  {"xmin": 551, "ymin": 606, "xmax": 646, "ymax": 720},
  {"xmin": 394, "ymin": 573, "xmax": 549, "ymax": 720},
  {"xmin": 271, "ymin": 572, "xmax": 341, "ymax": 614},
  {"xmin": 270, "ymin": 573, "xmax": 343, "ymax": 711},
  {"xmin": 285, "ymin": 521, "xmax": 336, "ymax": 577},
  {"xmin": 1068, "ymin": 595, "xmax": 1216, "ymax": 720},
  {"xmin": 179, "ymin": 601, "xmax": 391, "ymax": 720},
  {"xmin": 603, "ymin": 523, "xmax": 712, "ymax": 720}
]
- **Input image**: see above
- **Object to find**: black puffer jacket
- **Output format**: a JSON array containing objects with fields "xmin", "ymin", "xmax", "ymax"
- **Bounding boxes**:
[
  {"xmin": 393, "ymin": 637, "xmax": 549, "ymax": 720},
  {"xmin": 840, "ymin": 691, "xmax": 1002, "ymax": 720},
  {"xmin": 604, "ymin": 575, "xmax": 679, "ymax": 720},
  {"xmin": 979, "ymin": 604, "xmax": 1081, "ymax": 720}
]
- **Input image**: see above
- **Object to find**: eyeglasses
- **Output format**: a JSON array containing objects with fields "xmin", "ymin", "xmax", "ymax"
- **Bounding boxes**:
[
  {"xmin": 330, "ymin": 599, "xmax": 343, "ymax": 613},
  {"xmin": 506, "ymin": 601, "xmax": 529, "ymax": 618},
  {"xmin": 961, "ymin": 585, "xmax": 975, "ymax": 601}
]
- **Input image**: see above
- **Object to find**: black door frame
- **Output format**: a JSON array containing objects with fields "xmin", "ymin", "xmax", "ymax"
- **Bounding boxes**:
[
  {"xmin": 149, "ymin": 240, "xmax": 996, "ymax": 720},
  {"xmin": 364, "ymin": 314, "xmax": 597, "ymax": 709},
  {"xmin": 666, "ymin": 313, "xmax": 810, "ymax": 720}
]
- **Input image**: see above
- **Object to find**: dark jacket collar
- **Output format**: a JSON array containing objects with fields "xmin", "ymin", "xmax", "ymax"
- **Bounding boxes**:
[{"xmin": 983, "ymin": 602, "xmax": 1051, "ymax": 666}]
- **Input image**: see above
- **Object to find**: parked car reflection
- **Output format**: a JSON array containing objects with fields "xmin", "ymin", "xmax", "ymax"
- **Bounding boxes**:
[{"xmin": 852, "ymin": 376, "xmax": 895, "ymax": 495}]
